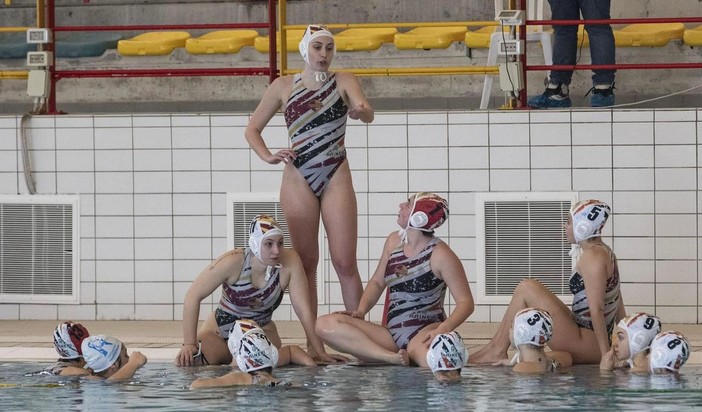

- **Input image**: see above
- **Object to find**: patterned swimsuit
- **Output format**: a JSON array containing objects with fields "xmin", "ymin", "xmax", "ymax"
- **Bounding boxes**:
[
  {"xmin": 384, "ymin": 237, "xmax": 447, "ymax": 349},
  {"xmin": 284, "ymin": 73, "xmax": 348, "ymax": 197},
  {"xmin": 569, "ymin": 246, "xmax": 621, "ymax": 341},
  {"xmin": 215, "ymin": 248, "xmax": 284, "ymax": 339}
]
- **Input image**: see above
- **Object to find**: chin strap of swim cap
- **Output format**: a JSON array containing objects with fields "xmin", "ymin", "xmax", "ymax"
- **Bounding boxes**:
[
  {"xmin": 265, "ymin": 264, "xmax": 282, "ymax": 282},
  {"xmin": 569, "ymin": 244, "xmax": 583, "ymax": 267}
]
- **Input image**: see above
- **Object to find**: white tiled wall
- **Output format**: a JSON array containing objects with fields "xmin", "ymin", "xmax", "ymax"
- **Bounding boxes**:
[{"xmin": 0, "ymin": 109, "xmax": 699, "ymax": 323}]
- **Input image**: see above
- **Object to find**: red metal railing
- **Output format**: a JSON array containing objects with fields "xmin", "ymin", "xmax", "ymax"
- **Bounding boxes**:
[
  {"xmin": 44, "ymin": 0, "xmax": 278, "ymax": 114},
  {"xmin": 517, "ymin": 0, "xmax": 702, "ymax": 107}
]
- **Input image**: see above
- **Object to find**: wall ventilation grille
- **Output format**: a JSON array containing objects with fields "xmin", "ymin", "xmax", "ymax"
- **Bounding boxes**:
[
  {"xmin": 0, "ymin": 196, "xmax": 79, "ymax": 304},
  {"xmin": 476, "ymin": 193, "xmax": 576, "ymax": 304}
]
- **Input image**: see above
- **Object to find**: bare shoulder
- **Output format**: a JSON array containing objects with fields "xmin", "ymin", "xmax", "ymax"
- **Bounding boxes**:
[
  {"xmin": 579, "ymin": 243, "xmax": 612, "ymax": 267},
  {"xmin": 430, "ymin": 240, "xmax": 459, "ymax": 260},
  {"xmin": 333, "ymin": 71, "xmax": 360, "ymax": 87},
  {"xmin": 211, "ymin": 248, "xmax": 245, "ymax": 268},
  {"xmin": 333, "ymin": 71, "xmax": 355, "ymax": 81},
  {"xmin": 384, "ymin": 231, "xmax": 401, "ymax": 249}
]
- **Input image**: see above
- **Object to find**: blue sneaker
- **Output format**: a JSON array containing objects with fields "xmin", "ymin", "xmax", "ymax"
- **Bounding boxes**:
[
  {"xmin": 589, "ymin": 84, "xmax": 615, "ymax": 107},
  {"xmin": 527, "ymin": 83, "xmax": 572, "ymax": 109}
]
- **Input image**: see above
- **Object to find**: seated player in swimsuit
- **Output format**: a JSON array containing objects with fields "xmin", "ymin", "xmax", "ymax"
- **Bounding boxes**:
[
  {"xmin": 316, "ymin": 192, "xmax": 475, "ymax": 381},
  {"xmin": 44, "ymin": 321, "xmax": 91, "ymax": 376},
  {"xmin": 245, "ymin": 24, "xmax": 375, "ymax": 323},
  {"xmin": 190, "ymin": 320, "xmax": 302, "ymax": 389},
  {"xmin": 471, "ymin": 200, "xmax": 626, "ymax": 365},
  {"xmin": 492, "ymin": 308, "xmax": 572, "ymax": 373},
  {"xmin": 600, "ymin": 312, "xmax": 661, "ymax": 372},
  {"xmin": 81, "ymin": 335, "xmax": 147, "ymax": 381},
  {"xmin": 175, "ymin": 214, "xmax": 344, "ymax": 367}
]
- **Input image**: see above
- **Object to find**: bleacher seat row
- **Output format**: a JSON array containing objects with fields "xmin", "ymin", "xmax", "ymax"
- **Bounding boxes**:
[{"xmin": 1, "ymin": 24, "xmax": 701, "ymax": 59}]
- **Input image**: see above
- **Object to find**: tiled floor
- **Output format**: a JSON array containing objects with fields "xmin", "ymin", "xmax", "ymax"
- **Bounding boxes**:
[{"xmin": 1, "ymin": 320, "xmax": 700, "ymax": 364}]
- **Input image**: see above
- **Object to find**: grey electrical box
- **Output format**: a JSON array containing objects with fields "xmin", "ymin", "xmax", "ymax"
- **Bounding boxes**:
[
  {"xmin": 498, "ymin": 62, "xmax": 524, "ymax": 92},
  {"xmin": 27, "ymin": 70, "xmax": 50, "ymax": 98}
]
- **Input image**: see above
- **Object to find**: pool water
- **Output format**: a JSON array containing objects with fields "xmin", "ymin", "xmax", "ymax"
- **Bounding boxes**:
[{"xmin": 1, "ymin": 362, "xmax": 701, "ymax": 411}]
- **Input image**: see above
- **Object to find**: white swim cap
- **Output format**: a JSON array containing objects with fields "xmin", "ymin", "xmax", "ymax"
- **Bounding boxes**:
[
  {"xmin": 227, "ymin": 319, "xmax": 263, "ymax": 356},
  {"xmin": 426, "ymin": 331, "xmax": 468, "ymax": 374},
  {"xmin": 248, "ymin": 214, "xmax": 284, "ymax": 260},
  {"xmin": 650, "ymin": 331, "xmax": 690, "ymax": 373},
  {"xmin": 81, "ymin": 335, "xmax": 122, "ymax": 373},
  {"xmin": 399, "ymin": 192, "xmax": 449, "ymax": 243},
  {"xmin": 299, "ymin": 24, "xmax": 335, "ymax": 66},
  {"xmin": 53, "ymin": 321, "xmax": 90, "ymax": 360},
  {"xmin": 570, "ymin": 199, "xmax": 611, "ymax": 244},
  {"xmin": 235, "ymin": 329, "xmax": 279, "ymax": 373},
  {"xmin": 617, "ymin": 313, "xmax": 661, "ymax": 360},
  {"xmin": 513, "ymin": 308, "xmax": 554, "ymax": 347}
]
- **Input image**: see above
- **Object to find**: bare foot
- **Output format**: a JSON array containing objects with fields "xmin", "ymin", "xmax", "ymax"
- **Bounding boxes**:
[
  {"xmin": 397, "ymin": 349, "xmax": 410, "ymax": 366},
  {"xmin": 468, "ymin": 348, "xmax": 508, "ymax": 365},
  {"xmin": 386, "ymin": 349, "xmax": 410, "ymax": 366},
  {"xmin": 434, "ymin": 370, "xmax": 461, "ymax": 383}
]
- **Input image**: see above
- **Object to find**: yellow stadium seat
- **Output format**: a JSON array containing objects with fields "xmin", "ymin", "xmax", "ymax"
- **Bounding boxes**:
[
  {"xmin": 465, "ymin": 26, "xmax": 503, "ymax": 49},
  {"xmin": 254, "ymin": 29, "xmax": 305, "ymax": 53},
  {"xmin": 185, "ymin": 30, "xmax": 259, "ymax": 54},
  {"xmin": 117, "ymin": 31, "xmax": 191, "ymax": 56},
  {"xmin": 465, "ymin": 26, "xmax": 552, "ymax": 49},
  {"xmin": 683, "ymin": 25, "xmax": 702, "ymax": 47},
  {"xmin": 394, "ymin": 26, "xmax": 467, "ymax": 50},
  {"xmin": 334, "ymin": 28, "xmax": 397, "ymax": 51},
  {"xmin": 615, "ymin": 23, "xmax": 685, "ymax": 47},
  {"xmin": 578, "ymin": 23, "xmax": 685, "ymax": 47}
]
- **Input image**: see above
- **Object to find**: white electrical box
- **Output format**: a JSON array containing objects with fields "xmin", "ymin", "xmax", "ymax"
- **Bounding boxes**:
[
  {"xmin": 26, "ymin": 51, "xmax": 52, "ymax": 67},
  {"xmin": 496, "ymin": 10, "xmax": 525, "ymax": 26},
  {"xmin": 27, "ymin": 70, "xmax": 50, "ymax": 98},
  {"xmin": 497, "ymin": 39, "xmax": 525, "ymax": 55},
  {"xmin": 499, "ymin": 62, "xmax": 524, "ymax": 92},
  {"xmin": 26, "ymin": 28, "xmax": 51, "ymax": 44}
]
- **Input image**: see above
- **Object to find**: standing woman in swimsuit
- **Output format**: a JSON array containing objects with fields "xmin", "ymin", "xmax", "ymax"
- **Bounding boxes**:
[
  {"xmin": 470, "ymin": 199, "xmax": 626, "ymax": 365},
  {"xmin": 245, "ymin": 25, "xmax": 374, "ymax": 327},
  {"xmin": 315, "ymin": 193, "xmax": 474, "ymax": 378}
]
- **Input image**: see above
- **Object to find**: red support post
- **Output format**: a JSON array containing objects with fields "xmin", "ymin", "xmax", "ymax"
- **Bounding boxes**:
[
  {"xmin": 518, "ymin": 0, "xmax": 527, "ymax": 108},
  {"xmin": 268, "ymin": 0, "xmax": 277, "ymax": 83},
  {"xmin": 46, "ymin": 0, "xmax": 58, "ymax": 114}
]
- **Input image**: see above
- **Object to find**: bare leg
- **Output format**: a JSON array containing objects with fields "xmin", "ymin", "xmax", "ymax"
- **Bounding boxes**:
[
  {"xmin": 470, "ymin": 279, "xmax": 581, "ymax": 364},
  {"xmin": 281, "ymin": 165, "xmax": 322, "ymax": 316},
  {"xmin": 316, "ymin": 313, "xmax": 409, "ymax": 365},
  {"xmin": 261, "ymin": 320, "xmax": 282, "ymax": 348},
  {"xmin": 321, "ymin": 162, "xmax": 363, "ymax": 311},
  {"xmin": 197, "ymin": 315, "xmax": 232, "ymax": 365},
  {"xmin": 406, "ymin": 323, "xmax": 441, "ymax": 367}
]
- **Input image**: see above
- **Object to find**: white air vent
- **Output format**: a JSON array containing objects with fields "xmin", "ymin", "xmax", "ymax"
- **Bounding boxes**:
[
  {"xmin": 476, "ymin": 192, "xmax": 577, "ymax": 304},
  {"xmin": 0, "ymin": 195, "xmax": 80, "ymax": 304},
  {"xmin": 226, "ymin": 193, "xmax": 326, "ymax": 305}
]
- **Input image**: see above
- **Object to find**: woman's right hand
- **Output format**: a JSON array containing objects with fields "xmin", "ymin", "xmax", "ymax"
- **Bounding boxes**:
[
  {"xmin": 264, "ymin": 149, "xmax": 297, "ymax": 165},
  {"xmin": 599, "ymin": 348, "xmax": 615, "ymax": 371},
  {"xmin": 175, "ymin": 344, "xmax": 200, "ymax": 367},
  {"xmin": 333, "ymin": 310, "xmax": 364, "ymax": 319}
]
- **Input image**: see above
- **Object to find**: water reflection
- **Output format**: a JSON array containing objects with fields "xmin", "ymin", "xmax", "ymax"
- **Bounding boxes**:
[{"xmin": 0, "ymin": 362, "xmax": 700, "ymax": 411}]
